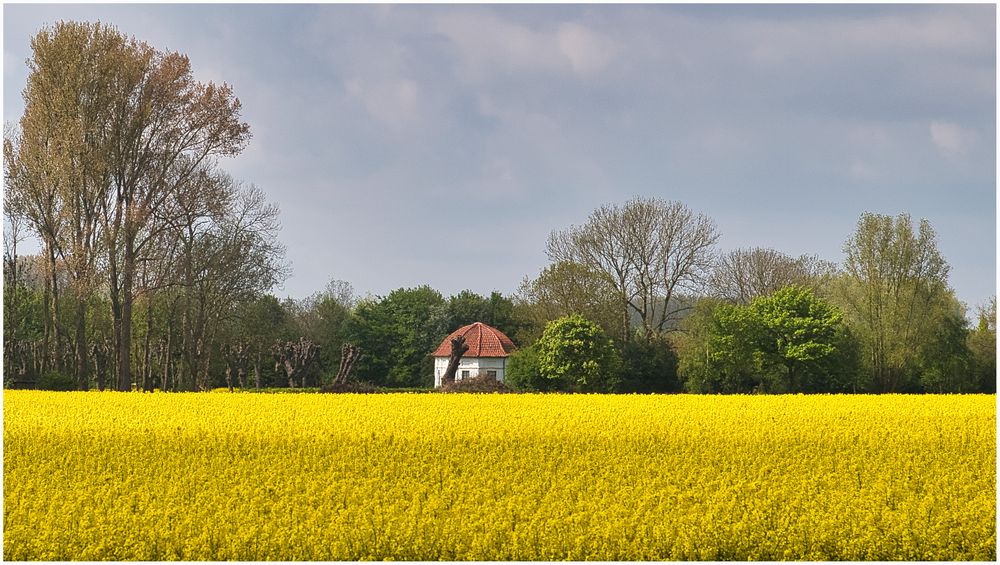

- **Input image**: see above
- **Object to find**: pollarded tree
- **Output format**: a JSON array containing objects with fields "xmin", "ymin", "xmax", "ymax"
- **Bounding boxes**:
[{"xmin": 536, "ymin": 314, "xmax": 620, "ymax": 392}]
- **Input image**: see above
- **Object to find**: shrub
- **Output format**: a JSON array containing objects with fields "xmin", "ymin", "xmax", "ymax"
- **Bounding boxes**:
[
  {"xmin": 619, "ymin": 338, "xmax": 680, "ymax": 393},
  {"xmin": 505, "ymin": 345, "xmax": 554, "ymax": 392},
  {"xmin": 439, "ymin": 373, "xmax": 513, "ymax": 393},
  {"xmin": 537, "ymin": 314, "xmax": 621, "ymax": 392},
  {"xmin": 37, "ymin": 370, "xmax": 75, "ymax": 391},
  {"xmin": 319, "ymin": 381, "xmax": 378, "ymax": 394}
]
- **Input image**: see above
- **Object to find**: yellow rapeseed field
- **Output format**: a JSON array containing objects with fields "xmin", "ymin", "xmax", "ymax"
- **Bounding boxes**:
[{"xmin": 3, "ymin": 391, "xmax": 995, "ymax": 560}]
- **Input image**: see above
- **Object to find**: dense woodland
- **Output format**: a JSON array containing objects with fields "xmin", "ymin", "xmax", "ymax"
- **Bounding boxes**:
[{"xmin": 3, "ymin": 22, "xmax": 996, "ymax": 394}]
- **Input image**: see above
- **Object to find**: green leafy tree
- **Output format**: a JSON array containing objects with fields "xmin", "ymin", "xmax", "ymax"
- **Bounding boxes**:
[
  {"xmin": 678, "ymin": 288, "xmax": 858, "ymax": 393},
  {"xmin": 505, "ymin": 344, "xmax": 552, "ymax": 392},
  {"xmin": 917, "ymin": 298, "xmax": 972, "ymax": 393},
  {"xmin": 967, "ymin": 297, "xmax": 996, "ymax": 393},
  {"xmin": 347, "ymin": 286, "xmax": 446, "ymax": 388},
  {"xmin": 747, "ymin": 286, "xmax": 856, "ymax": 392},
  {"xmin": 838, "ymin": 212, "xmax": 950, "ymax": 392},
  {"xmin": 536, "ymin": 314, "xmax": 621, "ymax": 392},
  {"xmin": 444, "ymin": 290, "xmax": 522, "ymax": 341},
  {"xmin": 678, "ymin": 300, "xmax": 760, "ymax": 393},
  {"xmin": 619, "ymin": 338, "xmax": 680, "ymax": 393}
]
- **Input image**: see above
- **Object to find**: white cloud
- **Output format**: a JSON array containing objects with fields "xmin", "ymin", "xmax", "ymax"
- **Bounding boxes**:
[
  {"xmin": 555, "ymin": 22, "xmax": 618, "ymax": 76},
  {"xmin": 433, "ymin": 11, "xmax": 618, "ymax": 81},
  {"xmin": 345, "ymin": 77, "xmax": 421, "ymax": 131},
  {"xmin": 929, "ymin": 120, "xmax": 975, "ymax": 158},
  {"xmin": 736, "ymin": 8, "xmax": 993, "ymax": 71}
]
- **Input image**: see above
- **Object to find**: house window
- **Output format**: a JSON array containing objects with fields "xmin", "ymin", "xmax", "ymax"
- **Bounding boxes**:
[
  {"xmin": 486, "ymin": 370, "xmax": 498, "ymax": 379},
  {"xmin": 460, "ymin": 370, "xmax": 469, "ymax": 379}
]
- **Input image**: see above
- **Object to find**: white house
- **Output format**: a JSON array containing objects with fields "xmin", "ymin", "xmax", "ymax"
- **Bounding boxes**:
[{"xmin": 432, "ymin": 322, "xmax": 517, "ymax": 388}]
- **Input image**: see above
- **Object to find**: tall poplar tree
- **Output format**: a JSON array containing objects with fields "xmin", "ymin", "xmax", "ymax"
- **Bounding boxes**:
[{"xmin": 840, "ymin": 212, "xmax": 949, "ymax": 392}]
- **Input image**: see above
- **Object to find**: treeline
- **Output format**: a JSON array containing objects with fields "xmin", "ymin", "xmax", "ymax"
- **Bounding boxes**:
[
  {"xmin": 3, "ymin": 21, "xmax": 995, "ymax": 394},
  {"xmin": 504, "ymin": 200, "xmax": 995, "ymax": 394},
  {"xmin": 4, "ymin": 21, "xmax": 281, "ymax": 391}
]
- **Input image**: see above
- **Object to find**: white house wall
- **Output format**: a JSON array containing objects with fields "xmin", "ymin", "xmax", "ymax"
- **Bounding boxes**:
[{"xmin": 433, "ymin": 356, "xmax": 507, "ymax": 388}]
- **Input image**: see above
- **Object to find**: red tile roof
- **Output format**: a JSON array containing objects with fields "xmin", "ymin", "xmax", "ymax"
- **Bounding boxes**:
[{"xmin": 432, "ymin": 322, "xmax": 517, "ymax": 358}]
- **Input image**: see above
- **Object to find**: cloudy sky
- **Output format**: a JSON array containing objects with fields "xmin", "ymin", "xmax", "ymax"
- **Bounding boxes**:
[{"xmin": 3, "ymin": 3, "xmax": 996, "ymax": 311}]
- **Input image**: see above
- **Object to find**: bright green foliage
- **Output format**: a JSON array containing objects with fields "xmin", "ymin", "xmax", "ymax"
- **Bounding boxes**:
[
  {"xmin": 747, "ymin": 286, "xmax": 854, "ymax": 392},
  {"xmin": 917, "ymin": 304, "xmax": 973, "ymax": 393},
  {"xmin": 536, "ymin": 314, "xmax": 620, "ymax": 392},
  {"xmin": 679, "ymin": 301, "xmax": 760, "ymax": 393},
  {"xmin": 679, "ymin": 287, "xmax": 858, "ymax": 393}
]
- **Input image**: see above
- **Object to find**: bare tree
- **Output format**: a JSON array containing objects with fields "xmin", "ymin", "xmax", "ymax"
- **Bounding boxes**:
[
  {"xmin": 547, "ymin": 197, "xmax": 719, "ymax": 341},
  {"xmin": 173, "ymin": 178, "xmax": 286, "ymax": 391},
  {"xmin": 711, "ymin": 247, "xmax": 837, "ymax": 304}
]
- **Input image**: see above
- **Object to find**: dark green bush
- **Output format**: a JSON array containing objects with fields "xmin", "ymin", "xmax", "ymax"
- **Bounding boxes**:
[
  {"xmin": 37, "ymin": 370, "xmax": 75, "ymax": 391},
  {"xmin": 505, "ymin": 345, "xmax": 553, "ymax": 391},
  {"xmin": 619, "ymin": 338, "xmax": 680, "ymax": 393}
]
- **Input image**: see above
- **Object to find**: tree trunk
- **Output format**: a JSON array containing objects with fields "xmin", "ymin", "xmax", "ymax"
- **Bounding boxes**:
[
  {"xmin": 333, "ymin": 344, "xmax": 363, "ymax": 386},
  {"xmin": 117, "ymin": 239, "xmax": 135, "ymax": 391},
  {"xmin": 49, "ymin": 244, "xmax": 61, "ymax": 371},
  {"xmin": 285, "ymin": 359, "xmax": 296, "ymax": 388},
  {"xmin": 42, "ymin": 269, "xmax": 51, "ymax": 375},
  {"xmin": 74, "ymin": 299, "xmax": 89, "ymax": 390},
  {"xmin": 143, "ymin": 297, "xmax": 154, "ymax": 392},
  {"xmin": 441, "ymin": 336, "xmax": 469, "ymax": 386}
]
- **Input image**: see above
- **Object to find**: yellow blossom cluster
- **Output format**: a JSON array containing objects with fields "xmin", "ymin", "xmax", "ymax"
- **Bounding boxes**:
[{"xmin": 3, "ymin": 391, "xmax": 995, "ymax": 560}]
